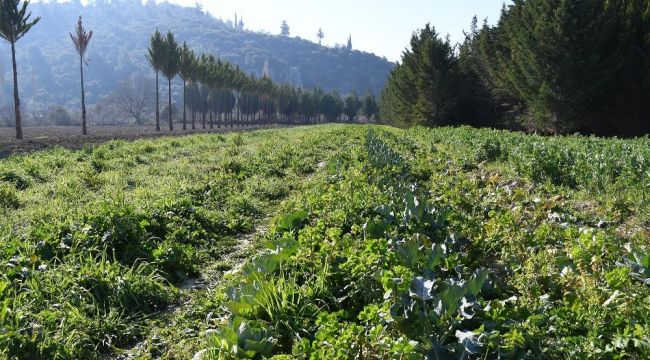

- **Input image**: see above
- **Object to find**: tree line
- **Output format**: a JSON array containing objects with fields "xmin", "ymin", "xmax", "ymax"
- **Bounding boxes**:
[
  {"xmin": 146, "ymin": 29, "xmax": 378, "ymax": 131},
  {"xmin": 0, "ymin": 0, "xmax": 379, "ymax": 140},
  {"xmin": 380, "ymin": 0, "xmax": 650, "ymax": 137}
]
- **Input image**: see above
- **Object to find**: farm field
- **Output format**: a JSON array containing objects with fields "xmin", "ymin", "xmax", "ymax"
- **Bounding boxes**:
[
  {"xmin": 0, "ymin": 124, "xmax": 649, "ymax": 359},
  {"xmin": 0, "ymin": 125, "xmax": 280, "ymax": 157}
]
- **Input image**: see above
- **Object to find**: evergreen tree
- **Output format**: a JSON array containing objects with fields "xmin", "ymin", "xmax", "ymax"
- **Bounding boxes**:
[
  {"xmin": 347, "ymin": 35, "xmax": 352, "ymax": 50},
  {"xmin": 483, "ymin": 0, "xmax": 621, "ymax": 134},
  {"xmin": 316, "ymin": 27, "xmax": 324, "ymax": 45},
  {"xmin": 70, "ymin": 16, "xmax": 93, "ymax": 135},
  {"xmin": 361, "ymin": 90, "xmax": 377, "ymax": 120},
  {"xmin": 160, "ymin": 31, "xmax": 179, "ymax": 131},
  {"xmin": 177, "ymin": 42, "xmax": 196, "ymax": 130},
  {"xmin": 455, "ymin": 16, "xmax": 500, "ymax": 127},
  {"xmin": 343, "ymin": 91, "xmax": 360, "ymax": 121},
  {"xmin": 0, "ymin": 0, "xmax": 40, "ymax": 139},
  {"xmin": 280, "ymin": 20, "xmax": 290, "ymax": 37},
  {"xmin": 146, "ymin": 30, "xmax": 164, "ymax": 131},
  {"xmin": 380, "ymin": 24, "xmax": 459, "ymax": 126}
]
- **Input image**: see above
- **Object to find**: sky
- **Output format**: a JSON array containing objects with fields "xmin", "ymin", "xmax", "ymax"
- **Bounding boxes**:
[
  {"xmin": 167, "ymin": 0, "xmax": 507, "ymax": 62},
  {"xmin": 44, "ymin": 0, "xmax": 508, "ymax": 62}
]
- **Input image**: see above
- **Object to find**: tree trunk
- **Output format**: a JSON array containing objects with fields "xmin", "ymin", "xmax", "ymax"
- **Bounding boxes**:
[
  {"xmin": 80, "ymin": 55, "xmax": 87, "ymax": 135},
  {"xmin": 11, "ymin": 42, "xmax": 22, "ymax": 140},
  {"xmin": 182, "ymin": 80, "xmax": 187, "ymax": 130},
  {"xmin": 155, "ymin": 71, "xmax": 160, "ymax": 132},
  {"xmin": 168, "ymin": 78, "xmax": 173, "ymax": 131}
]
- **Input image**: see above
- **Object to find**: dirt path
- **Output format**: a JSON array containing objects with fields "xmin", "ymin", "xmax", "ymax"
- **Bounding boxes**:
[
  {"xmin": 114, "ymin": 224, "xmax": 267, "ymax": 360},
  {"xmin": 112, "ymin": 160, "xmax": 327, "ymax": 360}
]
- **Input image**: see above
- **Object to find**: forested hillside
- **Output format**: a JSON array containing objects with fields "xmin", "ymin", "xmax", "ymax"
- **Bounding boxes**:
[{"xmin": 0, "ymin": 0, "xmax": 393, "ymax": 112}]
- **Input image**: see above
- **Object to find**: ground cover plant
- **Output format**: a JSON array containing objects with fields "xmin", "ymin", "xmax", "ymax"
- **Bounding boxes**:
[
  {"xmin": 195, "ymin": 125, "xmax": 649, "ymax": 359},
  {"xmin": 0, "ymin": 124, "xmax": 648, "ymax": 359},
  {"xmin": 0, "ymin": 126, "xmax": 358, "ymax": 359}
]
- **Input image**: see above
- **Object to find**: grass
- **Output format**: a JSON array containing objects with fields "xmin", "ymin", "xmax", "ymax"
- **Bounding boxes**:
[{"xmin": 0, "ymin": 126, "xmax": 358, "ymax": 359}]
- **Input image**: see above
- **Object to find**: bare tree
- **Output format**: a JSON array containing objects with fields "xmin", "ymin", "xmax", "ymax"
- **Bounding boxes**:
[
  {"xmin": 0, "ymin": 104, "xmax": 13, "ymax": 127},
  {"xmin": 30, "ymin": 108, "xmax": 47, "ymax": 126},
  {"xmin": 108, "ymin": 76, "xmax": 154, "ymax": 124}
]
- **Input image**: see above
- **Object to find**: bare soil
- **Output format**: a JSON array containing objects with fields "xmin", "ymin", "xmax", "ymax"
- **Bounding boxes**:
[{"xmin": 0, "ymin": 124, "xmax": 281, "ymax": 157}]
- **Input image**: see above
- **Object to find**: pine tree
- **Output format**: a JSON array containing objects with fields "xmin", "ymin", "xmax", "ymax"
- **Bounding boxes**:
[
  {"xmin": 70, "ymin": 16, "xmax": 93, "ymax": 135},
  {"xmin": 0, "ymin": 0, "xmax": 40, "ymax": 139},
  {"xmin": 347, "ymin": 35, "xmax": 352, "ymax": 50},
  {"xmin": 316, "ymin": 27, "xmax": 324, "ymax": 45}
]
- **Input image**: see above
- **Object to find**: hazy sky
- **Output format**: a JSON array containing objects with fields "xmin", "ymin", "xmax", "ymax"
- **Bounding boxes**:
[
  {"xmin": 46, "ymin": 1, "xmax": 507, "ymax": 61},
  {"xmin": 167, "ymin": 0, "xmax": 507, "ymax": 61}
]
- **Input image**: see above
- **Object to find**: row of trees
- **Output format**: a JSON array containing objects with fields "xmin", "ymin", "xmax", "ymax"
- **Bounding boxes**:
[
  {"xmin": 1, "ymin": 0, "xmax": 380, "ymax": 140},
  {"xmin": 146, "ymin": 30, "xmax": 378, "ymax": 131},
  {"xmin": 380, "ymin": 0, "xmax": 650, "ymax": 136}
]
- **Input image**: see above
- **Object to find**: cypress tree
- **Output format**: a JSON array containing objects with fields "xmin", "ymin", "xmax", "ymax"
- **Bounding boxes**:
[{"xmin": 485, "ymin": 0, "xmax": 621, "ymax": 134}]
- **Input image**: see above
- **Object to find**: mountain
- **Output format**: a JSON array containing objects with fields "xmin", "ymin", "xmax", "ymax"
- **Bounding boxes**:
[{"xmin": 0, "ymin": 0, "xmax": 394, "ymax": 112}]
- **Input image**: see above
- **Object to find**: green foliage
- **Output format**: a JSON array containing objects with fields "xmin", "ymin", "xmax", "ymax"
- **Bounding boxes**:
[
  {"xmin": 0, "ymin": 182, "xmax": 19, "ymax": 209},
  {"xmin": 0, "ymin": 125, "xmax": 357, "ymax": 358},
  {"xmin": 380, "ymin": 24, "xmax": 461, "ymax": 126},
  {"xmin": 0, "ymin": 0, "xmax": 41, "ymax": 44},
  {"xmin": 195, "ymin": 125, "xmax": 649, "ymax": 359}
]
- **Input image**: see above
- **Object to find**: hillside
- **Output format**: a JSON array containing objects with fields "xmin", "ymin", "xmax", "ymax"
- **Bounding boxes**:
[{"xmin": 0, "ymin": 0, "xmax": 394, "ymax": 112}]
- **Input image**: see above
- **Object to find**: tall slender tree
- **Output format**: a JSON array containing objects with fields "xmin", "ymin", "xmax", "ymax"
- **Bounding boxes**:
[
  {"xmin": 70, "ymin": 16, "xmax": 93, "ymax": 135},
  {"xmin": 316, "ymin": 27, "xmax": 324, "ymax": 45},
  {"xmin": 146, "ymin": 30, "xmax": 165, "ymax": 131},
  {"xmin": 177, "ymin": 42, "xmax": 195, "ymax": 131},
  {"xmin": 280, "ymin": 20, "xmax": 290, "ymax": 36},
  {"xmin": 0, "ymin": 0, "xmax": 40, "ymax": 139},
  {"xmin": 160, "ymin": 31, "xmax": 179, "ymax": 131}
]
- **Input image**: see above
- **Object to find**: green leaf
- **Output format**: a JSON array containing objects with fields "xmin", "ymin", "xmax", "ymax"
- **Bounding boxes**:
[
  {"xmin": 397, "ymin": 239, "xmax": 422, "ymax": 269},
  {"xmin": 465, "ymin": 269, "xmax": 489, "ymax": 296},
  {"xmin": 225, "ymin": 301, "xmax": 255, "ymax": 316},
  {"xmin": 440, "ymin": 285, "xmax": 465, "ymax": 315},
  {"xmin": 277, "ymin": 210, "xmax": 308, "ymax": 232},
  {"xmin": 409, "ymin": 276, "xmax": 434, "ymax": 300}
]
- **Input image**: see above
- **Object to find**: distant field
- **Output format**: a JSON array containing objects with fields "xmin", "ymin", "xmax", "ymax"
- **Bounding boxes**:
[
  {"xmin": 0, "ymin": 124, "xmax": 277, "ymax": 156},
  {"xmin": 0, "ymin": 125, "xmax": 648, "ymax": 359}
]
